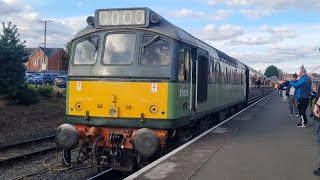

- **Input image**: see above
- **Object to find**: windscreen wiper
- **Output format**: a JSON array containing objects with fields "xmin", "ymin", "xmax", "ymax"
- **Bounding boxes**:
[
  {"xmin": 88, "ymin": 38, "xmax": 100, "ymax": 52},
  {"xmin": 142, "ymin": 35, "xmax": 159, "ymax": 48}
]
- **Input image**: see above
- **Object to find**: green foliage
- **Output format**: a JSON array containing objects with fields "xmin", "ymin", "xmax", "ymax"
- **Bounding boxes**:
[
  {"xmin": 38, "ymin": 85, "xmax": 54, "ymax": 98},
  {"xmin": 264, "ymin": 65, "xmax": 279, "ymax": 78},
  {"xmin": 63, "ymin": 41, "xmax": 72, "ymax": 69},
  {"xmin": 16, "ymin": 84, "xmax": 40, "ymax": 105},
  {"xmin": 0, "ymin": 22, "xmax": 28, "ymax": 100},
  {"xmin": 52, "ymin": 86, "xmax": 65, "ymax": 99},
  {"xmin": 66, "ymin": 41, "xmax": 71, "ymax": 54}
]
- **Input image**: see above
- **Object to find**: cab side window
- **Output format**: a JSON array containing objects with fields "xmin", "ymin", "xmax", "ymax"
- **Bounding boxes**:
[
  {"xmin": 178, "ymin": 49, "xmax": 191, "ymax": 81},
  {"xmin": 141, "ymin": 36, "xmax": 171, "ymax": 65}
]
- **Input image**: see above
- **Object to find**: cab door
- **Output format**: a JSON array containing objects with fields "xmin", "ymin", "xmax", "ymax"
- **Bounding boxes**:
[
  {"xmin": 189, "ymin": 48, "xmax": 208, "ymax": 114},
  {"xmin": 196, "ymin": 49, "xmax": 209, "ymax": 105}
]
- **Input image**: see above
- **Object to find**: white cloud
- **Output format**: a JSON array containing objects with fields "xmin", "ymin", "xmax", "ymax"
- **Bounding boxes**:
[
  {"xmin": 229, "ymin": 35, "xmax": 274, "ymax": 45},
  {"xmin": 229, "ymin": 44, "xmax": 319, "ymax": 73},
  {"xmin": 212, "ymin": 9, "xmax": 234, "ymax": 21},
  {"xmin": 207, "ymin": 0, "xmax": 320, "ymax": 11},
  {"xmin": 0, "ymin": 0, "xmax": 87, "ymax": 48},
  {"xmin": 197, "ymin": 24, "xmax": 244, "ymax": 41},
  {"xmin": 3, "ymin": 0, "xmax": 19, "ymax": 4},
  {"xmin": 0, "ymin": 0, "xmax": 24, "ymax": 15},
  {"xmin": 169, "ymin": 8, "xmax": 205, "ymax": 18},
  {"xmin": 229, "ymin": 25, "xmax": 296, "ymax": 45},
  {"xmin": 240, "ymin": 8, "xmax": 274, "ymax": 19},
  {"xmin": 200, "ymin": 22, "xmax": 319, "ymax": 73}
]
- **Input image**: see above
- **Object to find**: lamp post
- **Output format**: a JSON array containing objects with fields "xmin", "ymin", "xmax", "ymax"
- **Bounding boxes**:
[{"xmin": 38, "ymin": 20, "xmax": 53, "ymax": 85}]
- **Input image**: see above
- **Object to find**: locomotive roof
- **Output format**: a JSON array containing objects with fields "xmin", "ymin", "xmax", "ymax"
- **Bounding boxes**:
[{"xmin": 75, "ymin": 8, "xmax": 240, "ymax": 66}]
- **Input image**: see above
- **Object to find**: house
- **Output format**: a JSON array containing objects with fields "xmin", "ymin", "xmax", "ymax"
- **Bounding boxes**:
[{"xmin": 25, "ymin": 47, "xmax": 67, "ymax": 72}]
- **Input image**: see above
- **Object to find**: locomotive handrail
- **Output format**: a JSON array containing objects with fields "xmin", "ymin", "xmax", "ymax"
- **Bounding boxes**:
[
  {"xmin": 189, "ymin": 60, "xmax": 193, "ymax": 110},
  {"xmin": 195, "ymin": 60, "xmax": 199, "ymax": 108}
]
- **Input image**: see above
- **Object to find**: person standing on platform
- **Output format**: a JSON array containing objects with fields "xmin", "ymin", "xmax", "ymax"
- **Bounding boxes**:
[
  {"xmin": 279, "ymin": 83, "xmax": 284, "ymax": 97},
  {"xmin": 289, "ymin": 65, "xmax": 312, "ymax": 128},
  {"xmin": 312, "ymin": 84, "xmax": 320, "ymax": 176},
  {"xmin": 286, "ymin": 73, "xmax": 299, "ymax": 117},
  {"xmin": 282, "ymin": 82, "xmax": 288, "ymax": 101}
]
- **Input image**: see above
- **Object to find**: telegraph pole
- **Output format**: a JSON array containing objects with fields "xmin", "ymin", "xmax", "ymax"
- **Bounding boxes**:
[{"xmin": 38, "ymin": 20, "xmax": 53, "ymax": 85}]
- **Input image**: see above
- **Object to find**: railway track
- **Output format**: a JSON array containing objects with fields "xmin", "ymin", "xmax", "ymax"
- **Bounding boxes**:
[{"xmin": 0, "ymin": 135, "xmax": 56, "ymax": 164}]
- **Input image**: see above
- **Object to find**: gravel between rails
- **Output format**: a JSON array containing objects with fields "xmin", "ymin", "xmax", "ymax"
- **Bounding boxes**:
[
  {"xmin": 0, "ymin": 138, "xmax": 56, "ymax": 164},
  {"xmin": 0, "ymin": 98, "xmax": 65, "ymax": 147},
  {"xmin": 0, "ymin": 150, "xmax": 101, "ymax": 180}
]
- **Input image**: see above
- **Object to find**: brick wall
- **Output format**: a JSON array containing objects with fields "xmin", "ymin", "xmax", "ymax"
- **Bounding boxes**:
[{"xmin": 47, "ymin": 49, "xmax": 67, "ymax": 71}]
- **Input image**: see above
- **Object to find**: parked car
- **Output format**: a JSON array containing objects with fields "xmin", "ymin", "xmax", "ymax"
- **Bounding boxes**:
[
  {"xmin": 34, "ymin": 73, "xmax": 59, "ymax": 85},
  {"xmin": 25, "ymin": 73, "xmax": 36, "ymax": 84},
  {"xmin": 54, "ymin": 75, "xmax": 68, "ymax": 88}
]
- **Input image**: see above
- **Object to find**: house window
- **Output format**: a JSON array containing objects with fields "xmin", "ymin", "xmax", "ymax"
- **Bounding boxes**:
[
  {"xmin": 41, "ymin": 59, "xmax": 45, "ymax": 64},
  {"xmin": 33, "ymin": 59, "xmax": 38, "ymax": 66}
]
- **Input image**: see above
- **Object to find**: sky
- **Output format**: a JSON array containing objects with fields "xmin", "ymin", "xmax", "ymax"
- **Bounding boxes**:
[{"xmin": 0, "ymin": 0, "xmax": 319, "ymax": 74}]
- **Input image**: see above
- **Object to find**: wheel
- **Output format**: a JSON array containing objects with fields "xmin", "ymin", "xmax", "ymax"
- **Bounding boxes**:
[{"xmin": 219, "ymin": 110, "xmax": 226, "ymax": 122}]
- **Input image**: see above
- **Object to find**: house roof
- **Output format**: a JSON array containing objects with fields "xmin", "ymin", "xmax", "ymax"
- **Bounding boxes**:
[
  {"xmin": 25, "ymin": 47, "xmax": 65, "ymax": 59},
  {"xmin": 25, "ymin": 48, "xmax": 37, "ymax": 57}
]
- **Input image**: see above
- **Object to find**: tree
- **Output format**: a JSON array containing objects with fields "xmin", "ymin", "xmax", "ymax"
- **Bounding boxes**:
[
  {"xmin": 0, "ymin": 22, "xmax": 28, "ymax": 99},
  {"xmin": 278, "ymin": 69, "xmax": 283, "ymax": 79},
  {"xmin": 264, "ymin": 65, "xmax": 279, "ymax": 78},
  {"xmin": 63, "ymin": 41, "xmax": 71, "ymax": 69},
  {"xmin": 311, "ymin": 73, "xmax": 318, "ymax": 77}
]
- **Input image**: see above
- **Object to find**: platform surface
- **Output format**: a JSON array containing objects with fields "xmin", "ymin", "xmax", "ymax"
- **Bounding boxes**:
[{"xmin": 131, "ymin": 93, "xmax": 319, "ymax": 180}]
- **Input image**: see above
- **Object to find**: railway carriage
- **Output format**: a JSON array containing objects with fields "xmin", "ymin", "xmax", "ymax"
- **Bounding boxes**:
[{"xmin": 55, "ymin": 7, "xmax": 274, "ymax": 171}]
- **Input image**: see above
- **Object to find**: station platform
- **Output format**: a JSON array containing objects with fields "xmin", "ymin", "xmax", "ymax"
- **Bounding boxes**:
[{"xmin": 125, "ymin": 93, "xmax": 319, "ymax": 180}]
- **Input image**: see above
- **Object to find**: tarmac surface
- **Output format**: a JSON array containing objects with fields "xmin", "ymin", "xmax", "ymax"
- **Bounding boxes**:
[{"xmin": 130, "ymin": 93, "xmax": 319, "ymax": 180}]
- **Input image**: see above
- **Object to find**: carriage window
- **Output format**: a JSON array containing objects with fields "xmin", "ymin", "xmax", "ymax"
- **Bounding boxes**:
[
  {"xmin": 74, "ymin": 37, "xmax": 99, "ymax": 64},
  {"xmin": 215, "ymin": 62, "xmax": 222, "ymax": 84},
  {"xmin": 103, "ymin": 33, "xmax": 136, "ymax": 64},
  {"xmin": 141, "ymin": 36, "xmax": 171, "ymax": 65},
  {"xmin": 240, "ymin": 70, "xmax": 244, "ymax": 85},
  {"xmin": 178, "ymin": 49, "xmax": 190, "ymax": 81},
  {"xmin": 209, "ymin": 58, "xmax": 215, "ymax": 83}
]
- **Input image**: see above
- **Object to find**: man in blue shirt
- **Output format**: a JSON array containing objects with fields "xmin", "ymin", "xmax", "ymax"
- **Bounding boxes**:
[{"xmin": 289, "ymin": 65, "xmax": 312, "ymax": 127}]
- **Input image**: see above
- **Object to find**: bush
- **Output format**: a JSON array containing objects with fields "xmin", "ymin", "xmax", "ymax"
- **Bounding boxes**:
[
  {"xmin": 38, "ymin": 85, "xmax": 54, "ymax": 98},
  {"xmin": 51, "ymin": 86, "xmax": 66, "ymax": 99},
  {"xmin": 16, "ymin": 84, "xmax": 39, "ymax": 105}
]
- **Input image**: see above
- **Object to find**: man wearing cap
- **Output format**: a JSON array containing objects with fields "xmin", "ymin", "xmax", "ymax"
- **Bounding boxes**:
[{"xmin": 289, "ymin": 65, "xmax": 312, "ymax": 127}]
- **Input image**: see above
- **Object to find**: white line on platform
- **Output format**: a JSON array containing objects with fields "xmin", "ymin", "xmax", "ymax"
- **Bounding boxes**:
[
  {"xmin": 87, "ymin": 168, "xmax": 112, "ymax": 180},
  {"xmin": 124, "ymin": 93, "xmax": 273, "ymax": 180}
]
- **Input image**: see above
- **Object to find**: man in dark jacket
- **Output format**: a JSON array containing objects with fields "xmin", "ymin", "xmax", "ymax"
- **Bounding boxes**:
[{"xmin": 289, "ymin": 65, "xmax": 312, "ymax": 127}]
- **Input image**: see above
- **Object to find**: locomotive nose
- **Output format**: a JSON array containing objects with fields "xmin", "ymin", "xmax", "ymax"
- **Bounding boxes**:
[
  {"xmin": 55, "ymin": 124, "xmax": 79, "ymax": 151},
  {"xmin": 132, "ymin": 128, "xmax": 160, "ymax": 157}
]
